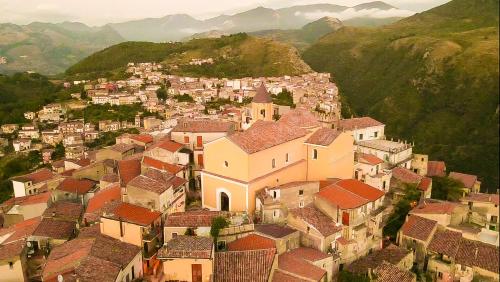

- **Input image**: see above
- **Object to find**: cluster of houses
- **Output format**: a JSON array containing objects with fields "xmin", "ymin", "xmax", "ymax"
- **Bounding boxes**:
[{"xmin": 0, "ymin": 64, "xmax": 498, "ymax": 282}]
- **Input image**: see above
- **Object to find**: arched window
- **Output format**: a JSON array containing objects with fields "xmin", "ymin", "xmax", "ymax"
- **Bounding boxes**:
[
  {"xmin": 313, "ymin": 149, "xmax": 318, "ymax": 160},
  {"xmin": 272, "ymin": 158, "xmax": 276, "ymax": 168},
  {"xmin": 224, "ymin": 161, "xmax": 229, "ymax": 167}
]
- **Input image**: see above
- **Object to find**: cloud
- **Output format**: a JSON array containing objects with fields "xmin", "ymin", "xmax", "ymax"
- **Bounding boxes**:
[{"xmin": 294, "ymin": 7, "xmax": 415, "ymax": 21}]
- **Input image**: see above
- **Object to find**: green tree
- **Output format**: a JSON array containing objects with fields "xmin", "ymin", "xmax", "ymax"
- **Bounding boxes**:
[
  {"xmin": 383, "ymin": 184, "xmax": 421, "ymax": 240},
  {"xmin": 272, "ymin": 89, "xmax": 295, "ymax": 107},
  {"xmin": 431, "ymin": 176, "xmax": 463, "ymax": 201},
  {"xmin": 52, "ymin": 142, "xmax": 65, "ymax": 160},
  {"xmin": 210, "ymin": 216, "xmax": 229, "ymax": 242},
  {"xmin": 156, "ymin": 86, "xmax": 167, "ymax": 100}
]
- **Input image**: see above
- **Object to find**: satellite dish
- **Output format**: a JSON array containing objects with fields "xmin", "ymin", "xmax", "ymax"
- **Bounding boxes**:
[{"xmin": 57, "ymin": 274, "xmax": 64, "ymax": 282}]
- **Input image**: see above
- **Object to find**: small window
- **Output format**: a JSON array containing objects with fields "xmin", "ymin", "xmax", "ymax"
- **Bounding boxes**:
[
  {"xmin": 172, "ymin": 232, "xmax": 178, "ymax": 238},
  {"xmin": 217, "ymin": 241, "xmax": 226, "ymax": 251},
  {"xmin": 273, "ymin": 210, "xmax": 279, "ymax": 218},
  {"xmin": 374, "ymin": 131, "xmax": 378, "ymax": 138},
  {"xmin": 224, "ymin": 161, "xmax": 229, "ymax": 167},
  {"xmin": 382, "ymin": 181, "xmax": 386, "ymax": 189},
  {"xmin": 299, "ymin": 201, "xmax": 304, "ymax": 208},
  {"xmin": 285, "ymin": 153, "xmax": 289, "ymax": 163},
  {"xmin": 273, "ymin": 191, "xmax": 277, "ymax": 199},
  {"xmin": 272, "ymin": 158, "xmax": 276, "ymax": 168},
  {"xmin": 9, "ymin": 262, "xmax": 13, "ymax": 269},
  {"xmin": 312, "ymin": 149, "xmax": 318, "ymax": 160},
  {"xmin": 299, "ymin": 190, "xmax": 304, "ymax": 196},
  {"xmin": 359, "ymin": 133, "xmax": 363, "ymax": 140},
  {"xmin": 306, "ymin": 226, "xmax": 310, "ymax": 233},
  {"xmin": 421, "ymin": 157, "xmax": 424, "ymax": 161},
  {"xmin": 438, "ymin": 272, "xmax": 443, "ymax": 279}
]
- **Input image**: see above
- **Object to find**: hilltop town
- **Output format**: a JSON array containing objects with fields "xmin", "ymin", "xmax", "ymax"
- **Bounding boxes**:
[{"xmin": 0, "ymin": 62, "xmax": 498, "ymax": 282}]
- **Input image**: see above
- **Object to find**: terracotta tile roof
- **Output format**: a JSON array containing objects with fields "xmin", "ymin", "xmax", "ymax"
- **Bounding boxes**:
[
  {"xmin": 428, "ymin": 229, "xmax": 462, "ymax": 257},
  {"xmin": 229, "ymin": 120, "xmax": 307, "ymax": 154},
  {"xmin": 142, "ymin": 156, "xmax": 184, "ymax": 174},
  {"xmin": 401, "ymin": 215, "xmax": 437, "ymax": 241},
  {"xmin": 127, "ymin": 168, "xmax": 175, "ymax": 194},
  {"xmin": 279, "ymin": 108, "xmax": 321, "ymax": 129},
  {"xmin": 357, "ymin": 153, "xmax": 384, "ymax": 165},
  {"xmin": 255, "ymin": 224, "xmax": 297, "ymax": 238},
  {"xmin": 427, "ymin": 161, "xmax": 446, "ymax": 177},
  {"xmin": 33, "ymin": 218, "xmax": 75, "ymax": 240},
  {"xmin": 86, "ymin": 184, "xmax": 121, "ymax": 214},
  {"xmin": 157, "ymin": 140, "xmax": 184, "ymax": 152},
  {"xmin": 347, "ymin": 244, "xmax": 411, "ymax": 274},
  {"xmin": 335, "ymin": 179, "xmax": 385, "ymax": 202},
  {"xmin": 228, "ymin": 234, "xmax": 276, "ymax": 251},
  {"xmin": 317, "ymin": 184, "xmax": 368, "ymax": 210},
  {"xmin": 410, "ymin": 200, "xmax": 457, "ymax": 215},
  {"xmin": 214, "ymin": 249, "xmax": 276, "ymax": 282},
  {"xmin": 76, "ymin": 158, "xmax": 91, "ymax": 167},
  {"xmin": 455, "ymin": 238, "xmax": 499, "ymax": 273},
  {"xmin": 130, "ymin": 134, "xmax": 153, "ymax": 144},
  {"xmin": 43, "ymin": 201, "xmax": 83, "ymax": 222},
  {"xmin": 305, "ymin": 128, "xmax": 341, "ymax": 146},
  {"xmin": 288, "ymin": 247, "xmax": 330, "ymax": 262},
  {"xmin": 278, "ymin": 251, "xmax": 326, "ymax": 281},
  {"xmin": 0, "ymin": 217, "xmax": 41, "ymax": 244},
  {"xmin": 272, "ymin": 269, "xmax": 310, "ymax": 282},
  {"xmin": 73, "ymin": 256, "xmax": 121, "ymax": 282},
  {"xmin": 117, "ymin": 159, "xmax": 141, "ymax": 186},
  {"xmin": 338, "ymin": 117, "xmax": 384, "ymax": 130},
  {"xmin": 1, "ymin": 192, "xmax": 51, "ymax": 207},
  {"xmin": 374, "ymin": 261, "xmax": 416, "ymax": 282},
  {"xmin": 417, "ymin": 177, "xmax": 432, "ymax": 192},
  {"xmin": 449, "ymin": 172, "xmax": 478, "ymax": 188},
  {"xmin": 107, "ymin": 202, "xmax": 161, "ymax": 226},
  {"xmin": 462, "ymin": 193, "xmax": 499, "ymax": 205},
  {"xmin": 289, "ymin": 205, "xmax": 341, "ymax": 236},
  {"xmin": 11, "ymin": 168, "xmax": 56, "ymax": 184},
  {"xmin": 165, "ymin": 210, "xmax": 225, "ymax": 227},
  {"xmin": 158, "ymin": 235, "xmax": 213, "ymax": 259},
  {"xmin": 172, "ymin": 119, "xmax": 234, "ymax": 133},
  {"xmin": 101, "ymin": 173, "xmax": 119, "ymax": 183},
  {"xmin": 56, "ymin": 178, "xmax": 96, "ymax": 194},
  {"xmin": 252, "ymin": 83, "xmax": 273, "ymax": 103},
  {"xmin": 392, "ymin": 167, "xmax": 423, "ymax": 184},
  {"xmin": 0, "ymin": 240, "xmax": 26, "ymax": 260},
  {"xmin": 84, "ymin": 199, "xmax": 122, "ymax": 223}
]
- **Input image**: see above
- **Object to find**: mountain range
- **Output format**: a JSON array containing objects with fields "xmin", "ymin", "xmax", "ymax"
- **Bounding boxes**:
[
  {"xmin": 0, "ymin": 1, "xmax": 411, "ymax": 75},
  {"xmin": 303, "ymin": 0, "xmax": 499, "ymax": 190}
]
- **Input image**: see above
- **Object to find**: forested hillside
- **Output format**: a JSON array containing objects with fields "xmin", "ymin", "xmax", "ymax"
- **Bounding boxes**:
[{"xmin": 303, "ymin": 0, "xmax": 499, "ymax": 190}]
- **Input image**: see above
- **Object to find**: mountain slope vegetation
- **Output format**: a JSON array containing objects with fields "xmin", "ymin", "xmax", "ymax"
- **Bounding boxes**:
[
  {"xmin": 66, "ymin": 33, "xmax": 311, "ymax": 79},
  {"xmin": 303, "ymin": 0, "xmax": 499, "ymax": 190},
  {"xmin": 0, "ymin": 22, "xmax": 124, "ymax": 74}
]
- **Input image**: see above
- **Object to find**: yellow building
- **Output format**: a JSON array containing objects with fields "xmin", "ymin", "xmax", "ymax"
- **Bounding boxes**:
[
  {"xmin": 242, "ymin": 84, "xmax": 274, "ymax": 129},
  {"xmin": 201, "ymin": 108, "xmax": 354, "ymax": 214}
]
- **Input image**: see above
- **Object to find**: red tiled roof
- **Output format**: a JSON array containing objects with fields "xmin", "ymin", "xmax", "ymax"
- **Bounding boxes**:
[
  {"xmin": 86, "ymin": 184, "xmax": 121, "ymax": 214},
  {"xmin": 338, "ymin": 117, "xmax": 384, "ymax": 130},
  {"xmin": 214, "ymin": 249, "xmax": 276, "ymax": 282},
  {"xmin": 411, "ymin": 200, "xmax": 457, "ymax": 215},
  {"xmin": 392, "ymin": 167, "xmax": 423, "ymax": 184},
  {"xmin": 401, "ymin": 215, "xmax": 437, "ymax": 241},
  {"xmin": 417, "ymin": 177, "xmax": 432, "ymax": 192},
  {"xmin": 33, "ymin": 218, "xmax": 75, "ymax": 240},
  {"xmin": 374, "ymin": 261, "xmax": 415, "ymax": 282},
  {"xmin": 227, "ymin": 234, "xmax": 275, "ymax": 251},
  {"xmin": 142, "ymin": 156, "xmax": 184, "ymax": 174},
  {"xmin": 56, "ymin": 178, "xmax": 96, "ymax": 194},
  {"xmin": 0, "ymin": 240, "xmax": 26, "ymax": 260},
  {"xmin": 428, "ymin": 229, "xmax": 462, "ymax": 257},
  {"xmin": 449, "ymin": 172, "xmax": 478, "ymax": 188},
  {"xmin": 317, "ymin": 185, "xmax": 368, "ymax": 210},
  {"xmin": 455, "ymin": 238, "xmax": 499, "ymax": 274},
  {"xmin": 462, "ymin": 193, "xmax": 499, "ymax": 205},
  {"xmin": 427, "ymin": 161, "xmax": 446, "ymax": 177},
  {"xmin": 109, "ymin": 202, "xmax": 161, "ymax": 226},
  {"xmin": 43, "ymin": 201, "xmax": 83, "ymax": 222},
  {"xmin": 279, "ymin": 108, "xmax": 321, "ymax": 129},
  {"xmin": 130, "ymin": 134, "xmax": 153, "ymax": 144},
  {"xmin": 255, "ymin": 224, "xmax": 297, "ymax": 238},
  {"xmin": 165, "ymin": 210, "xmax": 225, "ymax": 227},
  {"xmin": 11, "ymin": 168, "xmax": 55, "ymax": 184},
  {"xmin": 289, "ymin": 205, "xmax": 341, "ymax": 236},
  {"xmin": 278, "ymin": 251, "xmax": 326, "ymax": 281},
  {"xmin": 335, "ymin": 179, "xmax": 385, "ymax": 202},
  {"xmin": 288, "ymin": 247, "xmax": 330, "ymax": 262},
  {"xmin": 0, "ymin": 217, "xmax": 41, "ymax": 244},
  {"xmin": 272, "ymin": 269, "xmax": 310, "ymax": 282},
  {"xmin": 157, "ymin": 140, "xmax": 183, "ymax": 152},
  {"xmin": 305, "ymin": 128, "xmax": 341, "ymax": 146},
  {"xmin": 158, "ymin": 236, "xmax": 213, "ymax": 259},
  {"xmin": 172, "ymin": 119, "xmax": 234, "ymax": 133},
  {"xmin": 118, "ymin": 159, "xmax": 141, "ymax": 186},
  {"xmin": 357, "ymin": 153, "xmax": 384, "ymax": 165},
  {"xmin": 229, "ymin": 120, "xmax": 307, "ymax": 154},
  {"xmin": 252, "ymin": 83, "xmax": 272, "ymax": 103},
  {"xmin": 1, "ymin": 192, "xmax": 51, "ymax": 207}
]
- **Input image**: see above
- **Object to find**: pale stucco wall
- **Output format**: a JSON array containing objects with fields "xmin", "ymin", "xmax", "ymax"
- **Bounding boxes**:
[{"xmin": 162, "ymin": 258, "xmax": 213, "ymax": 282}]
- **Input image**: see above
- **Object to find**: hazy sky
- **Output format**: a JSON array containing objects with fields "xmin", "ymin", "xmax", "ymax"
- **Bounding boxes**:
[{"xmin": 0, "ymin": 0, "xmax": 450, "ymax": 26}]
